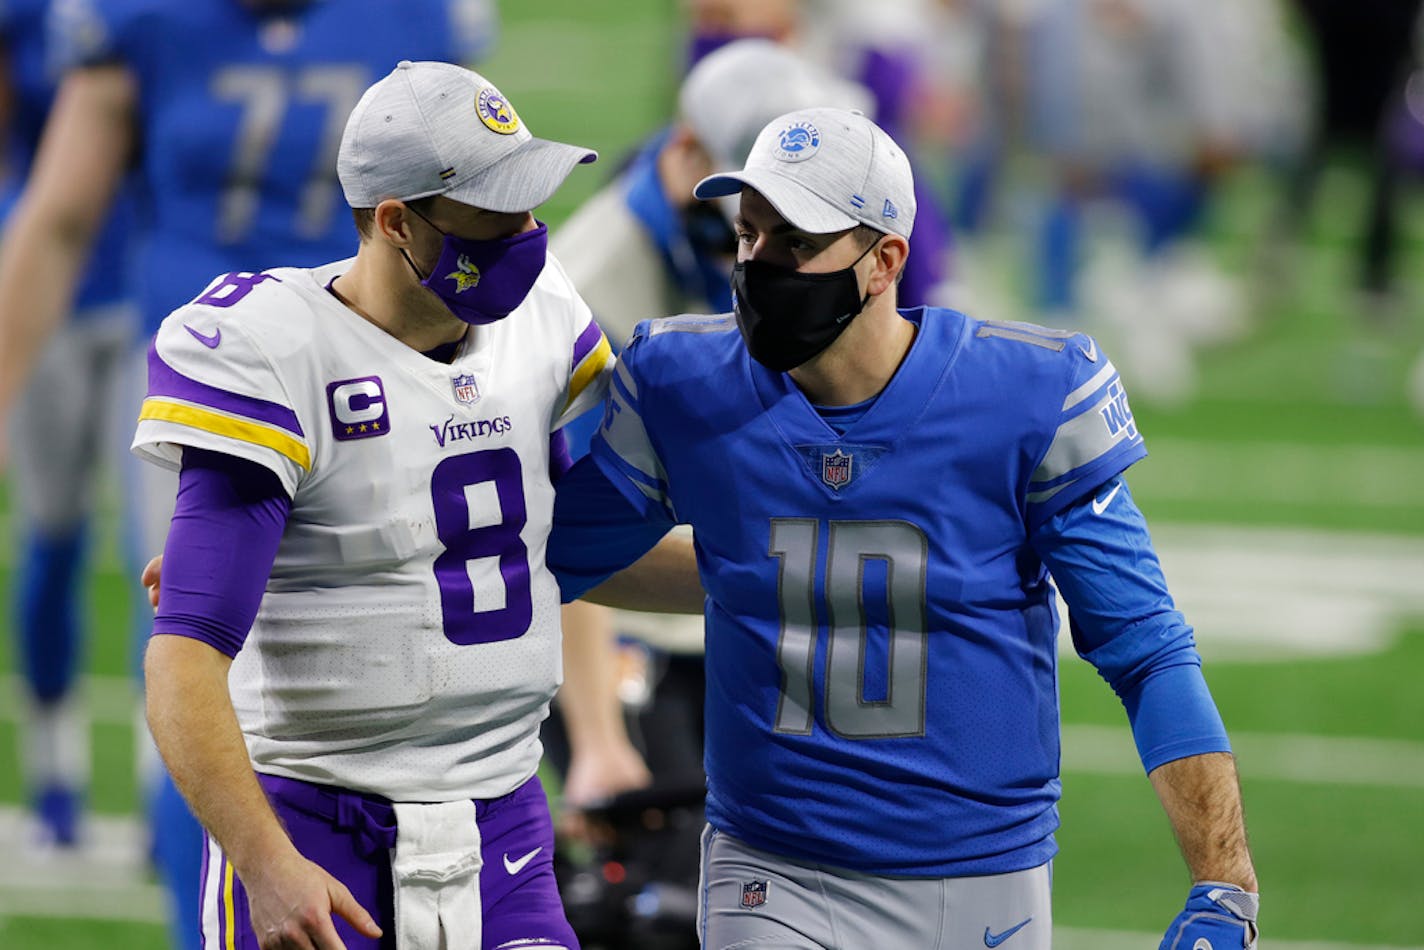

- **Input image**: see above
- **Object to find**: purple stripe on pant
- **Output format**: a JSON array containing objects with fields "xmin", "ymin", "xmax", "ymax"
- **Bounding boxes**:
[{"xmin": 200, "ymin": 773, "xmax": 578, "ymax": 949}]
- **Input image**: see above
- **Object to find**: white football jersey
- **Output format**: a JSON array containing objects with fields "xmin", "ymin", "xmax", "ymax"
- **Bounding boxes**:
[{"xmin": 133, "ymin": 255, "xmax": 612, "ymax": 801}]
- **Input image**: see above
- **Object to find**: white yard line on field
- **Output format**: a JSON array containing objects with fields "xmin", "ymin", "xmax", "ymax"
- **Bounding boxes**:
[
  {"xmin": 1135, "ymin": 440, "xmax": 1424, "ymax": 510},
  {"xmin": 0, "ymin": 806, "xmax": 164, "ymax": 923},
  {"xmin": 4, "ymin": 677, "xmax": 1423, "ymax": 790},
  {"xmin": 1054, "ymin": 927, "xmax": 1424, "ymax": 950},
  {"xmin": 1063, "ymin": 724, "xmax": 1424, "ymax": 790},
  {"xmin": 1058, "ymin": 523, "xmax": 1424, "ymax": 660}
]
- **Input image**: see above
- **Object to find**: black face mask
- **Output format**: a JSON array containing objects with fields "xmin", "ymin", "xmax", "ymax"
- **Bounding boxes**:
[{"xmin": 731, "ymin": 240, "xmax": 876, "ymax": 372}]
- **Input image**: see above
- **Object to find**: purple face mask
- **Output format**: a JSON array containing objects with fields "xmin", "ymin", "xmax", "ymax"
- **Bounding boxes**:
[{"xmin": 404, "ymin": 213, "xmax": 549, "ymax": 326}]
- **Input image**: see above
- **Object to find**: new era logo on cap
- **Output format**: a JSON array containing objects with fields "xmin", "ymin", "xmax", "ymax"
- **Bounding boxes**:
[
  {"xmin": 337, "ymin": 61, "xmax": 597, "ymax": 214},
  {"xmin": 692, "ymin": 107, "xmax": 916, "ymax": 239}
]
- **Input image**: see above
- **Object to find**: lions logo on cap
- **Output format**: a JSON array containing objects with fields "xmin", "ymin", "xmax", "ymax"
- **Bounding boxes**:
[
  {"xmin": 772, "ymin": 120, "xmax": 820, "ymax": 162},
  {"xmin": 476, "ymin": 86, "xmax": 520, "ymax": 135},
  {"xmin": 446, "ymin": 255, "xmax": 481, "ymax": 293}
]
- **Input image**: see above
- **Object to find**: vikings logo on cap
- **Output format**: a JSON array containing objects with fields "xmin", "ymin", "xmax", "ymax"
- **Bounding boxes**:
[
  {"xmin": 772, "ymin": 120, "xmax": 820, "ymax": 162},
  {"xmin": 446, "ymin": 255, "xmax": 481, "ymax": 293},
  {"xmin": 476, "ymin": 86, "xmax": 520, "ymax": 135}
]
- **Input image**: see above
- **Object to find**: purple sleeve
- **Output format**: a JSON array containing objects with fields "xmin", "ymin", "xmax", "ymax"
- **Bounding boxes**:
[
  {"xmin": 549, "ymin": 428, "xmax": 574, "ymax": 484},
  {"xmin": 151, "ymin": 448, "xmax": 291, "ymax": 657}
]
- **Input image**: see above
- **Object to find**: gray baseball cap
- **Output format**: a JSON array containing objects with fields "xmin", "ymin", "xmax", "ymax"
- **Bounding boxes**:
[
  {"xmin": 678, "ymin": 39, "xmax": 874, "ymax": 173},
  {"xmin": 693, "ymin": 107, "xmax": 916, "ymax": 238},
  {"xmin": 338, "ymin": 60, "xmax": 597, "ymax": 213}
]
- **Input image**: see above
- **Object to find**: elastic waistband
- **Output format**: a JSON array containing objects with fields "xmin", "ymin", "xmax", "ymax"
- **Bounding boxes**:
[
  {"xmin": 255, "ymin": 772, "xmax": 546, "ymax": 858},
  {"xmin": 259, "ymin": 773, "xmax": 398, "ymax": 858}
]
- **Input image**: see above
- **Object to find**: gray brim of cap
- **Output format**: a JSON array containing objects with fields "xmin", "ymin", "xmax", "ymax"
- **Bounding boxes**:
[
  {"xmin": 693, "ymin": 167, "xmax": 859, "ymax": 235},
  {"xmin": 445, "ymin": 137, "xmax": 597, "ymax": 213}
]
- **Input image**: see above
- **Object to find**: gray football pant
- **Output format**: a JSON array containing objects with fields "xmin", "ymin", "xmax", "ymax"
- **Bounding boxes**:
[
  {"xmin": 8, "ymin": 306, "xmax": 135, "ymax": 533},
  {"xmin": 698, "ymin": 825, "xmax": 1052, "ymax": 950}
]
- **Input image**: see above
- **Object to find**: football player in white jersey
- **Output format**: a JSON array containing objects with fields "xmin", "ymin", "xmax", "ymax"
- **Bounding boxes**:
[{"xmin": 132, "ymin": 61, "xmax": 697, "ymax": 950}]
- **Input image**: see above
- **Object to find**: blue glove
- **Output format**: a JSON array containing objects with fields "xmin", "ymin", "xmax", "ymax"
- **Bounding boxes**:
[{"xmin": 1159, "ymin": 883, "xmax": 1259, "ymax": 950}]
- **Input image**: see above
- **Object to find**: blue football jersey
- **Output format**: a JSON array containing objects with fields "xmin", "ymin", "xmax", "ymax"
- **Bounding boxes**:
[
  {"xmin": 49, "ymin": 0, "xmax": 495, "ymax": 334},
  {"xmin": 590, "ymin": 308, "xmax": 1148, "ymax": 876},
  {"xmin": 1, "ymin": 0, "xmax": 131, "ymax": 312}
]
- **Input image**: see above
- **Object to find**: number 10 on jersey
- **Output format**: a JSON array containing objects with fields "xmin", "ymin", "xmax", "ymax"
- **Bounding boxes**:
[{"xmin": 769, "ymin": 518, "xmax": 929, "ymax": 740}]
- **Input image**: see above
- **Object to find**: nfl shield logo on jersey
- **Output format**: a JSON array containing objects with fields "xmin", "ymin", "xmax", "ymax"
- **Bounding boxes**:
[
  {"xmin": 821, "ymin": 449, "xmax": 853, "ymax": 489},
  {"xmin": 451, "ymin": 373, "xmax": 480, "ymax": 406},
  {"xmin": 740, "ymin": 880, "xmax": 768, "ymax": 909}
]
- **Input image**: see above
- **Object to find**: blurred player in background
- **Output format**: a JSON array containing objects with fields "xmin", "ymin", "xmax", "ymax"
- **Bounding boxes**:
[
  {"xmin": 0, "ymin": 1, "xmax": 500, "ymax": 946},
  {"xmin": 0, "ymin": 0, "xmax": 136, "ymax": 850},
  {"xmin": 682, "ymin": 0, "xmax": 798, "ymax": 66},
  {"xmin": 555, "ymin": 39, "xmax": 875, "ymax": 351},
  {"xmin": 1283, "ymin": 0, "xmax": 1424, "ymax": 309},
  {"xmin": 684, "ymin": 0, "xmax": 957, "ymax": 309},
  {"xmin": 950, "ymin": 0, "xmax": 1306, "ymax": 402}
]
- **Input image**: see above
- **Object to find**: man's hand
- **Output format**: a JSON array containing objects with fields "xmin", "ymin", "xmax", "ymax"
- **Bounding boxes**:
[
  {"xmin": 142, "ymin": 554, "xmax": 163, "ymax": 610},
  {"xmin": 559, "ymin": 735, "xmax": 651, "ymax": 843},
  {"xmin": 562, "ymin": 737, "xmax": 651, "ymax": 810},
  {"xmin": 1160, "ymin": 883, "xmax": 1258, "ymax": 950},
  {"xmin": 243, "ymin": 849, "xmax": 382, "ymax": 950}
]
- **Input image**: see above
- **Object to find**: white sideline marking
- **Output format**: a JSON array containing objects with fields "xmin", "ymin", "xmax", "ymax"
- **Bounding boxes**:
[
  {"xmin": 1063, "ymin": 725, "xmax": 1424, "ymax": 790},
  {"xmin": 1054, "ymin": 927, "xmax": 1424, "ymax": 950},
  {"xmin": 4, "ymin": 684, "xmax": 1420, "ymax": 789},
  {"xmin": 1137, "ymin": 440, "xmax": 1424, "ymax": 509},
  {"xmin": 1057, "ymin": 523, "xmax": 1424, "ymax": 660},
  {"xmin": 0, "ymin": 806, "xmax": 164, "ymax": 923},
  {"xmin": 0, "ymin": 674, "xmax": 138, "ymax": 725}
]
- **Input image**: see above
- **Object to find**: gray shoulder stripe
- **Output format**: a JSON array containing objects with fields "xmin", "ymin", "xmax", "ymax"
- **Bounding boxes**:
[
  {"xmin": 648, "ymin": 314, "xmax": 736, "ymax": 336},
  {"xmin": 975, "ymin": 325, "xmax": 1066, "ymax": 351},
  {"xmin": 1026, "ymin": 479, "xmax": 1077, "ymax": 505},
  {"xmin": 1062, "ymin": 361, "xmax": 1117, "ymax": 412},
  {"xmin": 981, "ymin": 319, "xmax": 1080, "ymax": 340},
  {"xmin": 613, "ymin": 358, "xmax": 638, "ymax": 399},
  {"xmin": 1036, "ymin": 385, "xmax": 1134, "ymax": 483}
]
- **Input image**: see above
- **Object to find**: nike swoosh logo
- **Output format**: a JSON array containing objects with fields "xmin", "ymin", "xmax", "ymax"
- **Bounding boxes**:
[
  {"xmin": 984, "ymin": 918, "xmax": 1032, "ymax": 947},
  {"xmin": 1078, "ymin": 338, "xmax": 1097, "ymax": 362},
  {"xmin": 1091, "ymin": 482, "xmax": 1123, "ymax": 515},
  {"xmin": 185, "ymin": 325, "xmax": 221, "ymax": 349},
  {"xmin": 502, "ymin": 846, "xmax": 543, "ymax": 875}
]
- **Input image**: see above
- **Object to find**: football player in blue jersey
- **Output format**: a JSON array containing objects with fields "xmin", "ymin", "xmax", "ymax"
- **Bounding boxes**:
[
  {"xmin": 547, "ymin": 107, "xmax": 1260, "ymax": 949},
  {"xmin": 0, "ymin": 3, "xmax": 520, "ymax": 947},
  {"xmin": 0, "ymin": 0, "xmax": 136, "ymax": 850}
]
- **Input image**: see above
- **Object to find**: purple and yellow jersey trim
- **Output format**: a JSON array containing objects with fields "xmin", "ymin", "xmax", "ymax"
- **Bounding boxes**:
[
  {"xmin": 563, "ymin": 319, "xmax": 612, "ymax": 414},
  {"xmin": 142, "ymin": 345, "xmax": 311, "ymax": 471}
]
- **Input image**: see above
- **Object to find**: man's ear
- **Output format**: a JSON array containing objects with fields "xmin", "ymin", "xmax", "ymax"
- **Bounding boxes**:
[
  {"xmin": 373, "ymin": 199, "xmax": 415, "ymax": 246},
  {"xmin": 867, "ymin": 235, "xmax": 909, "ymax": 297}
]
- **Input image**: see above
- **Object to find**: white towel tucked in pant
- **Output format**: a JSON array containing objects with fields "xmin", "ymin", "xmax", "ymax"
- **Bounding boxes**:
[{"xmin": 391, "ymin": 800, "xmax": 483, "ymax": 950}]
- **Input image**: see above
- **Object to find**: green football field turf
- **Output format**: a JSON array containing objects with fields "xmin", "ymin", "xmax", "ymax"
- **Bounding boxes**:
[{"xmin": 2, "ymin": 1, "xmax": 1422, "ymax": 947}]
